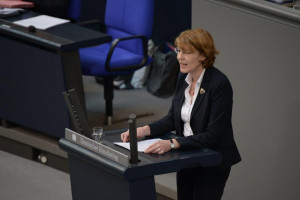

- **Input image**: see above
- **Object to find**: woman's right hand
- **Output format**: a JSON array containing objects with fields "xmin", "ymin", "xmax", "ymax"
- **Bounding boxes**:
[{"xmin": 120, "ymin": 125, "xmax": 151, "ymax": 142}]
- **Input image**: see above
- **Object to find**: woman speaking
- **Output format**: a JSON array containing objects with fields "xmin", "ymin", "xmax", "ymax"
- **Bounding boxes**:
[{"xmin": 121, "ymin": 28, "xmax": 241, "ymax": 200}]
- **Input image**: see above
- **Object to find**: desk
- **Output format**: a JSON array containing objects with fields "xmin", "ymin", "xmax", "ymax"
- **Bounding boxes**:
[
  {"xmin": 0, "ymin": 12, "xmax": 111, "ymax": 138},
  {"xmin": 59, "ymin": 130, "xmax": 222, "ymax": 200}
]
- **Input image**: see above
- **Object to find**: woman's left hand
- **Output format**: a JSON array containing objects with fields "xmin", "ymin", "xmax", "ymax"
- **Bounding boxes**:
[{"xmin": 144, "ymin": 140, "xmax": 171, "ymax": 154}]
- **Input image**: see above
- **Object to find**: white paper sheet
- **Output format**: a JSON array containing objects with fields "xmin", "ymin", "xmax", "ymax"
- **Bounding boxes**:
[
  {"xmin": 114, "ymin": 138, "xmax": 162, "ymax": 152},
  {"xmin": 0, "ymin": 8, "xmax": 23, "ymax": 15},
  {"xmin": 13, "ymin": 15, "xmax": 70, "ymax": 30}
]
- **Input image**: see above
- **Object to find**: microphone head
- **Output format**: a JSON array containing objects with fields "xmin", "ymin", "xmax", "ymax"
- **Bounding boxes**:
[{"xmin": 129, "ymin": 114, "xmax": 136, "ymax": 120}]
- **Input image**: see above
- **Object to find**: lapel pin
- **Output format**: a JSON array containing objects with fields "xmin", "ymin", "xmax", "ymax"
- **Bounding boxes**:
[{"xmin": 200, "ymin": 88, "xmax": 205, "ymax": 94}]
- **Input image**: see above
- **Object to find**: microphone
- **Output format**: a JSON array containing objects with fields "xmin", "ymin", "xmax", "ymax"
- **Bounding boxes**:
[
  {"xmin": 128, "ymin": 114, "xmax": 139, "ymax": 164},
  {"xmin": 28, "ymin": 25, "xmax": 36, "ymax": 33}
]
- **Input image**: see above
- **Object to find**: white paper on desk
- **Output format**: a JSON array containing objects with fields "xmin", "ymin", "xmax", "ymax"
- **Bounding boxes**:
[
  {"xmin": 0, "ymin": 8, "xmax": 23, "ymax": 15},
  {"xmin": 114, "ymin": 138, "xmax": 162, "ymax": 152},
  {"xmin": 13, "ymin": 15, "xmax": 70, "ymax": 30}
]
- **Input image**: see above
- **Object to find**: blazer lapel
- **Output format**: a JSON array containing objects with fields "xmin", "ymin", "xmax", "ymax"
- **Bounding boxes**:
[
  {"xmin": 191, "ymin": 67, "xmax": 214, "ymax": 119},
  {"xmin": 174, "ymin": 80, "xmax": 188, "ymax": 116},
  {"xmin": 173, "ymin": 75, "xmax": 188, "ymax": 136}
]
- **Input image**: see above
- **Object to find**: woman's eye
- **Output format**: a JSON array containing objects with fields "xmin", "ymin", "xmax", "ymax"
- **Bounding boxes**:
[
  {"xmin": 175, "ymin": 47, "xmax": 181, "ymax": 53},
  {"xmin": 175, "ymin": 47, "xmax": 195, "ymax": 54}
]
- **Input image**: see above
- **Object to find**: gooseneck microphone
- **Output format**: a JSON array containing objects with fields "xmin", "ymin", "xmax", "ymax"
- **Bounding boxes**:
[
  {"xmin": 128, "ymin": 114, "xmax": 139, "ymax": 164},
  {"xmin": 28, "ymin": 25, "xmax": 36, "ymax": 33}
]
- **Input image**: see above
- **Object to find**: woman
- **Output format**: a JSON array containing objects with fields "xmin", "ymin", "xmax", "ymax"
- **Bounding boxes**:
[{"xmin": 121, "ymin": 28, "xmax": 241, "ymax": 200}]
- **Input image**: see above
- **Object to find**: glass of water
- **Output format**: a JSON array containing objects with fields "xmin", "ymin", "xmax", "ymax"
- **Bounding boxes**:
[
  {"xmin": 293, "ymin": 0, "xmax": 300, "ymax": 10},
  {"xmin": 92, "ymin": 127, "xmax": 103, "ymax": 143}
]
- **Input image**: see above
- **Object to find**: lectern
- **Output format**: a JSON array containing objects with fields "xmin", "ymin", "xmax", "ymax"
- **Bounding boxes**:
[{"xmin": 59, "ymin": 129, "xmax": 222, "ymax": 200}]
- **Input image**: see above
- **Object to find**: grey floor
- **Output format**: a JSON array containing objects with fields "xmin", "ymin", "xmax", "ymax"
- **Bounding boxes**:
[
  {"xmin": 0, "ymin": 150, "xmax": 72, "ymax": 200},
  {"xmin": 83, "ymin": 76, "xmax": 172, "ymax": 131},
  {"xmin": 0, "ymin": 76, "xmax": 174, "ymax": 200}
]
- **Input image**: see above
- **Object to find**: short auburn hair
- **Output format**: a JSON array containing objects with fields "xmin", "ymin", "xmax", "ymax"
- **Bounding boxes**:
[{"xmin": 175, "ymin": 28, "xmax": 219, "ymax": 68}]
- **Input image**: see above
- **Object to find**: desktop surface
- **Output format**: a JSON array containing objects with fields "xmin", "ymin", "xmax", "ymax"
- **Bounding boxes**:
[{"xmin": 0, "ymin": 10, "xmax": 112, "ymax": 51}]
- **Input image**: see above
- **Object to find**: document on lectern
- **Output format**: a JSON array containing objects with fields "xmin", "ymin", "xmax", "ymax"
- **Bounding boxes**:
[
  {"xmin": 0, "ymin": 8, "xmax": 23, "ymax": 15},
  {"xmin": 114, "ymin": 138, "xmax": 161, "ymax": 152},
  {"xmin": 14, "ymin": 15, "xmax": 70, "ymax": 30}
]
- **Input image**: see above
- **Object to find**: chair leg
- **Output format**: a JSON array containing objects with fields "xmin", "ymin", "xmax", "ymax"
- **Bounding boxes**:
[
  {"xmin": 1, "ymin": 119, "xmax": 15, "ymax": 128},
  {"xmin": 104, "ymin": 77, "xmax": 114, "ymax": 125}
]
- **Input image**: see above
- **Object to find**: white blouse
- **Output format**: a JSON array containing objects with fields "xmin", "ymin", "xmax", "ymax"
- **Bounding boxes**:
[{"xmin": 181, "ymin": 69, "xmax": 206, "ymax": 137}]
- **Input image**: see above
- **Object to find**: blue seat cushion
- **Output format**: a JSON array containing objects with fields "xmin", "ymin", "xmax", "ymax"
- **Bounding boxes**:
[{"xmin": 80, "ymin": 43, "xmax": 151, "ymax": 77}]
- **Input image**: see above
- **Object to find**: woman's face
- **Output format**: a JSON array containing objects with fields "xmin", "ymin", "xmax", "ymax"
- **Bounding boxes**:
[{"xmin": 176, "ymin": 46, "xmax": 205, "ymax": 75}]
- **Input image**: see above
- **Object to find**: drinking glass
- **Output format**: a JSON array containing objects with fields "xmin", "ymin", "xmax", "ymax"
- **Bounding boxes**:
[
  {"xmin": 293, "ymin": 0, "xmax": 300, "ymax": 10},
  {"xmin": 92, "ymin": 127, "xmax": 103, "ymax": 143}
]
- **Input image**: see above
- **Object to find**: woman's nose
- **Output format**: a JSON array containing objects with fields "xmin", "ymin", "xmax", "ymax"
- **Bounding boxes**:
[{"xmin": 177, "ymin": 52, "xmax": 183, "ymax": 60}]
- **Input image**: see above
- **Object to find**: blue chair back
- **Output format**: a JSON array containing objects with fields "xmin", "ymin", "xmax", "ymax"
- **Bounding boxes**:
[
  {"xmin": 105, "ymin": 0, "xmax": 154, "ymax": 55},
  {"xmin": 68, "ymin": 0, "xmax": 81, "ymax": 21}
]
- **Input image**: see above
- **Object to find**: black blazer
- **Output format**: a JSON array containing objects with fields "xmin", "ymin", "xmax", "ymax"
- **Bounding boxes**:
[{"xmin": 149, "ymin": 66, "xmax": 241, "ymax": 168}]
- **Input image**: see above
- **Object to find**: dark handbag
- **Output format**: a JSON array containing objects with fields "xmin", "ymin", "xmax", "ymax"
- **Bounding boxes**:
[{"xmin": 146, "ymin": 43, "xmax": 179, "ymax": 98}]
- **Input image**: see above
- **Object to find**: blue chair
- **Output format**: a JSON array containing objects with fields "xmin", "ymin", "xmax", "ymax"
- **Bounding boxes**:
[
  {"xmin": 79, "ymin": 0, "xmax": 154, "ymax": 125},
  {"xmin": 67, "ymin": 0, "xmax": 81, "ymax": 22}
]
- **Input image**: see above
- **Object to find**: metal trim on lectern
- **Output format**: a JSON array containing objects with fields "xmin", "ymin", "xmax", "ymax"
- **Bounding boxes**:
[{"xmin": 65, "ymin": 128, "xmax": 129, "ymax": 167}]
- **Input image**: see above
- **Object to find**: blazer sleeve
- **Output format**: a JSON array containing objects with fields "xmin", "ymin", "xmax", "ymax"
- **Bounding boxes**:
[
  {"xmin": 148, "ymin": 105, "xmax": 175, "ymax": 137},
  {"xmin": 148, "ymin": 73, "xmax": 186, "ymax": 137},
  {"xmin": 176, "ymin": 76, "xmax": 234, "ymax": 149}
]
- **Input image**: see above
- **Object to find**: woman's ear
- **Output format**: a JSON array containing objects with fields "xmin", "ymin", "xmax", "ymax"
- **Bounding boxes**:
[{"xmin": 199, "ymin": 54, "xmax": 206, "ymax": 62}]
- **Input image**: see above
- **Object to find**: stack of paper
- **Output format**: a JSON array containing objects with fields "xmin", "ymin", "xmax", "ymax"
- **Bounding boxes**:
[
  {"xmin": 13, "ymin": 15, "xmax": 70, "ymax": 30},
  {"xmin": 114, "ymin": 138, "xmax": 162, "ymax": 152}
]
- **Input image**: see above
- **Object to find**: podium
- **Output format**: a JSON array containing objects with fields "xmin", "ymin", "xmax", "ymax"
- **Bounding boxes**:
[
  {"xmin": 0, "ymin": 12, "xmax": 111, "ymax": 138},
  {"xmin": 59, "ymin": 129, "xmax": 222, "ymax": 200}
]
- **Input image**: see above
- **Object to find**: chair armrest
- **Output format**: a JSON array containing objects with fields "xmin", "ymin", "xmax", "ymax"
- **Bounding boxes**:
[{"xmin": 105, "ymin": 35, "xmax": 148, "ymax": 72}]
